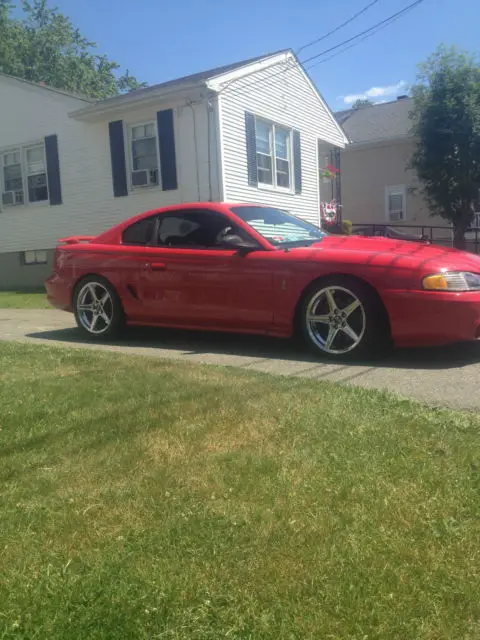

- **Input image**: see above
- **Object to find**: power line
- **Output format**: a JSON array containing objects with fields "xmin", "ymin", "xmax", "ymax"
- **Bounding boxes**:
[
  {"xmin": 301, "ymin": 0, "xmax": 427, "ymax": 66},
  {"xmin": 219, "ymin": 0, "xmax": 427, "ymax": 99},
  {"xmin": 307, "ymin": 29, "xmax": 384, "ymax": 69},
  {"xmin": 305, "ymin": 27, "xmax": 386, "ymax": 69},
  {"xmin": 306, "ymin": 1, "xmax": 423, "ymax": 69},
  {"xmin": 297, "ymin": 0, "xmax": 383, "ymax": 55},
  {"xmin": 221, "ymin": 0, "xmax": 384, "ymax": 96}
]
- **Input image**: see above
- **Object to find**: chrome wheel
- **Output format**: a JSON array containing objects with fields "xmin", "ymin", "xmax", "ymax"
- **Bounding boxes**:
[
  {"xmin": 76, "ymin": 281, "xmax": 113, "ymax": 335},
  {"xmin": 306, "ymin": 286, "xmax": 366, "ymax": 355}
]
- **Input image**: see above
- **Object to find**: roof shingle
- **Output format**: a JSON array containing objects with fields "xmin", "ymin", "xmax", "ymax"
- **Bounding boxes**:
[
  {"xmin": 93, "ymin": 50, "xmax": 290, "ymax": 107},
  {"xmin": 335, "ymin": 97, "xmax": 414, "ymax": 144}
]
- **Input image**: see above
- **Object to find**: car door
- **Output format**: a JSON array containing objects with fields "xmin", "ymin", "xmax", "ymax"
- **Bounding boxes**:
[{"xmin": 135, "ymin": 208, "xmax": 275, "ymax": 331}]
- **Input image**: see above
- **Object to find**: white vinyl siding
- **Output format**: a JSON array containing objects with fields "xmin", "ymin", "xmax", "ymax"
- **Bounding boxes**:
[
  {"xmin": 0, "ymin": 77, "xmax": 219, "ymax": 254},
  {"xmin": 0, "ymin": 55, "xmax": 343, "ymax": 257},
  {"xmin": 217, "ymin": 54, "xmax": 345, "ymax": 226}
]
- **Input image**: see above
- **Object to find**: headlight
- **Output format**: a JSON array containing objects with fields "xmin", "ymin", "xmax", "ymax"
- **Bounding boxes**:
[{"xmin": 423, "ymin": 272, "xmax": 480, "ymax": 291}]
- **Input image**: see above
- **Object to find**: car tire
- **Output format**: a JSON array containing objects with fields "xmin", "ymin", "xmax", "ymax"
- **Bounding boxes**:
[
  {"xmin": 73, "ymin": 276, "xmax": 125, "ymax": 340},
  {"xmin": 300, "ymin": 276, "xmax": 389, "ymax": 360}
]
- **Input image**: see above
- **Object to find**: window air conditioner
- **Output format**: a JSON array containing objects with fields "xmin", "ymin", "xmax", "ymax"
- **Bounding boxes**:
[
  {"xmin": 389, "ymin": 211, "xmax": 404, "ymax": 221},
  {"xmin": 2, "ymin": 190, "xmax": 22, "ymax": 206}
]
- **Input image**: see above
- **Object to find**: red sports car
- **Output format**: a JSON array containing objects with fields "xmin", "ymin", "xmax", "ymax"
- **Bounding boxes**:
[{"xmin": 46, "ymin": 202, "xmax": 480, "ymax": 360}]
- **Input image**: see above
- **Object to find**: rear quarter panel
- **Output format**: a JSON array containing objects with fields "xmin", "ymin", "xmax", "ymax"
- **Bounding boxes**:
[{"xmin": 55, "ymin": 243, "xmax": 143, "ymax": 316}]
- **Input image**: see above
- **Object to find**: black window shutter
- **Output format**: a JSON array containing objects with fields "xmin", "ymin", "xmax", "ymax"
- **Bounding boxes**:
[
  {"xmin": 44, "ymin": 134, "xmax": 62, "ymax": 205},
  {"xmin": 245, "ymin": 111, "xmax": 257, "ymax": 187},
  {"xmin": 157, "ymin": 109, "xmax": 178, "ymax": 191},
  {"xmin": 108, "ymin": 120, "xmax": 128, "ymax": 197},
  {"xmin": 293, "ymin": 130, "xmax": 302, "ymax": 194}
]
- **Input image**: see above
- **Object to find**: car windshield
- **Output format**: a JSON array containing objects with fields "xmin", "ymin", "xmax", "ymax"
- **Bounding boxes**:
[{"xmin": 230, "ymin": 205, "xmax": 326, "ymax": 247}]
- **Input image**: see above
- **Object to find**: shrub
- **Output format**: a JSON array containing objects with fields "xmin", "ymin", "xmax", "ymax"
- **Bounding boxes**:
[{"xmin": 341, "ymin": 220, "xmax": 353, "ymax": 235}]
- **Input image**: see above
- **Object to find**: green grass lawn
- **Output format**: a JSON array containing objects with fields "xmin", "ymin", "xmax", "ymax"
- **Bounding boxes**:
[
  {"xmin": 1, "ymin": 342, "xmax": 479, "ymax": 639},
  {"xmin": 0, "ymin": 290, "xmax": 50, "ymax": 309}
]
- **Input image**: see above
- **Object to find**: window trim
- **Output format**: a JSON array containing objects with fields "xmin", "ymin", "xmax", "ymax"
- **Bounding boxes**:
[
  {"xmin": 385, "ymin": 184, "xmax": 407, "ymax": 222},
  {"xmin": 254, "ymin": 117, "xmax": 293, "ymax": 193},
  {"xmin": 0, "ymin": 141, "xmax": 49, "ymax": 211},
  {"xmin": 126, "ymin": 121, "xmax": 161, "ymax": 192}
]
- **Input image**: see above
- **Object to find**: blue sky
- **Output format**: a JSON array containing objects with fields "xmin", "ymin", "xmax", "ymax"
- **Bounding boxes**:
[{"xmin": 36, "ymin": 0, "xmax": 479, "ymax": 109}]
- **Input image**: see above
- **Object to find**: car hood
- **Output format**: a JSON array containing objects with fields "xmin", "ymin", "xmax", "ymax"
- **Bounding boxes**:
[{"xmin": 307, "ymin": 235, "xmax": 480, "ymax": 272}]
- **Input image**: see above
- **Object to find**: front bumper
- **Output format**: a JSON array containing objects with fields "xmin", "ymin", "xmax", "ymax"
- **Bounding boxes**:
[{"xmin": 382, "ymin": 289, "xmax": 480, "ymax": 347}]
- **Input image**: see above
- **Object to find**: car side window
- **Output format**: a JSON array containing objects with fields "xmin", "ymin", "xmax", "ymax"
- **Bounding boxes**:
[
  {"xmin": 156, "ymin": 210, "xmax": 248, "ymax": 249},
  {"xmin": 122, "ymin": 216, "xmax": 157, "ymax": 246}
]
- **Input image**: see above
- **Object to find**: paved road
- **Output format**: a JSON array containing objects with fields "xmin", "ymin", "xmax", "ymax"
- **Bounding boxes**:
[{"xmin": 1, "ymin": 308, "xmax": 480, "ymax": 410}]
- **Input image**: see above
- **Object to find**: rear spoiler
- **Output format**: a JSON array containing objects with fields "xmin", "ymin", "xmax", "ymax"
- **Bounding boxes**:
[{"xmin": 58, "ymin": 235, "xmax": 95, "ymax": 245}]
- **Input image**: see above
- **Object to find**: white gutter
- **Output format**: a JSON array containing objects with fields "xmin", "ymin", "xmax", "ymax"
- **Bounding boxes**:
[
  {"xmin": 344, "ymin": 133, "xmax": 414, "ymax": 150},
  {"xmin": 69, "ymin": 82, "xmax": 208, "ymax": 121}
]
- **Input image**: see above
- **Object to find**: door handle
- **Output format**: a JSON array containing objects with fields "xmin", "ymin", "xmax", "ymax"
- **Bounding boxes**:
[{"xmin": 149, "ymin": 262, "xmax": 167, "ymax": 271}]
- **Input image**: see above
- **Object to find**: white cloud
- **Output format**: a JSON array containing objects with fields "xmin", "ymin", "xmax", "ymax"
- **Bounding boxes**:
[{"xmin": 341, "ymin": 81, "xmax": 407, "ymax": 105}]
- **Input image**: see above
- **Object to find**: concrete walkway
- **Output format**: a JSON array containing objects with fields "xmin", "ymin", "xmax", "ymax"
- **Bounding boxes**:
[{"xmin": 1, "ymin": 308, "xmax": 480, "ymax": 410}]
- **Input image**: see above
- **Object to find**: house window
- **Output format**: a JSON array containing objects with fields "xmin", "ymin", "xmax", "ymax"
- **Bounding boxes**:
[
  {"xmin": 1, "ymin": 144, "xmax": 48, "ymax": 208},
  {"xmin": 2, "ymin": 150, "xmax": 24, "ymax": 206},
  {"xmin": 255, "ymin": 119, "xmax": 292, "ymax": 189},
  {"xmin": 385, "ymin": 185, "xmax": 406, "ymax": 222},
  {"xmin": 275, "ymin": 127, "xmax": 290, "ymax": 188},
  {"xmin": 26, "ymin": 146, "xmax": 48, "ymax": 203},
  {"xmin": 22, "ymin": 250, "xmax": 48, "ymax": 265},
  {"xmin": 129, "ymin": 123, "xmax": 159, "ymax": 189}
]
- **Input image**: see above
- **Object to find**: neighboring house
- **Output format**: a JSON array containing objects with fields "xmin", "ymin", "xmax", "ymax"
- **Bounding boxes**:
[
  {"xmin": 335, "ymin": 97, "xmax": 432, "ymax": 229},
  {"xmin": 0, "ymin": 50, "xmax": 347, "ymax": 289}
]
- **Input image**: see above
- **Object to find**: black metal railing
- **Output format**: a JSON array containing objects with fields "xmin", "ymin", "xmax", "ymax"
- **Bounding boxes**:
[{"xmin": 350, "ymin": 223, "xmax": 480, "ymax": 255}]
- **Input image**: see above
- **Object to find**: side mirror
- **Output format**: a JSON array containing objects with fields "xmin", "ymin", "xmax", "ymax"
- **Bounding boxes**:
[{"xmin": 222, "ymin": 234, "xmax": 259, "ymax": 252}]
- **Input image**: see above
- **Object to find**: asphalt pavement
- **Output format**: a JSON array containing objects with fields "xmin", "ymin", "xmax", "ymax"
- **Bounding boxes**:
[{"xmin": 1, "ymin": 308, "xmax": 479, "ymax": 410}]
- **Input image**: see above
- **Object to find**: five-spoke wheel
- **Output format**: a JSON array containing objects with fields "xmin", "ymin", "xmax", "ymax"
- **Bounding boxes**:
[
  {"xmin": 301, "ymin": 277, "xmax": 388, "ymax": 359},
  {"xmin": 73, "ymin": 277, "xmax": 124, "ymax": 339}
]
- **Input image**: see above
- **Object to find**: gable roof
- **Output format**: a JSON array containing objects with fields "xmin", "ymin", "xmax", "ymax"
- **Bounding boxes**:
[
  {"xmin": 69, "ymin": 49, "xmax": 348, "ymax": 146},
  {"xmin": 70, "ymin": 50, "xmax": 291, "ymax": 120},
  {"xmin": 335, "ymin": 97, "xmax": 413, "ymax": 144},
  {"xmin": 0, "ymin": 72, "xmax": 94, "ymax": 103},
  {"xmin": 1, "ymin": 52, "xmax": 286, "ymax": 109},
  {"xmin": 96, "ymin": 50, "xmax": 290, "ymax": 108}
]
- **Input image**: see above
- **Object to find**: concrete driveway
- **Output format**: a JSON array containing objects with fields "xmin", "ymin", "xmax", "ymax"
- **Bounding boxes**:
[{"xmin": 1, "ymin": 308, "xmax": 480, "ymax": 410}]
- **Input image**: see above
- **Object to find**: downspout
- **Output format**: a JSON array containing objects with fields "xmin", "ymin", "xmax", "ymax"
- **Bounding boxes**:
[
  {"xmin": 335, "ymin": 147, "xmax": 342, "ymax": 223},
  {"xmin": 206, "ymin": 96, "xmax": 213, "ymax": 201},
  {"xmin": 186, "ymin": 101, "xmax": 201, "ymax": 201}
]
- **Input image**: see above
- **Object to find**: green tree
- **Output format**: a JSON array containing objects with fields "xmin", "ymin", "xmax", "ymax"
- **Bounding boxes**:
[
  {"xmin": 0, "ymin": 0, "xmax": 146, "ymax": 98},
  {"xmin": 410, "ymin": 45, "xmax": 480, "ymax": 249},
  {"xmin": 351, "ymin": 98, "xmax": 374, "ymax": 109}
]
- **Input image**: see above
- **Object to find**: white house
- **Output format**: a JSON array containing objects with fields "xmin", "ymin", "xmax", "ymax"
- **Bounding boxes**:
[{"xmin": 0, "ymin": 49, "xmax": 347, "ymax": 289}]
